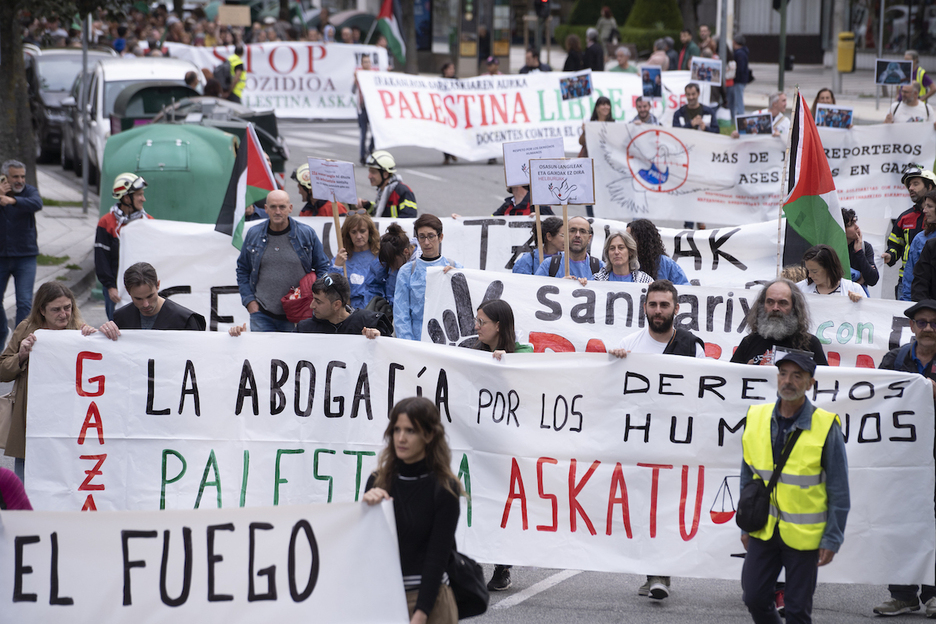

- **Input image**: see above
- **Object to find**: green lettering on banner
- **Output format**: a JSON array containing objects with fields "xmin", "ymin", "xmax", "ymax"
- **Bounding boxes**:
[
  {"xmin": 240, "ymin": 450, "xmax": 250, "ymax": 507},
  {"xmin": 816, "ymin": 320, "xmax": 833, "ymax": 344},
  {"xmin": 314, "ymin": 449, "xmax": 336, "ymax": 502},
  {"xmin": 160, "ymin": 449, "xmax": 186, "ymax": 511},
  {"xmin": 343, "ymin": 450, "xmax": 376, "ymax": 502},
  {"xmin": 537, "ymin": 91, "xmax": 555, "ymax": 122},
  {"xmin": 195, "ymin": 449, "xmax": 222, "ymax": 509},
  {"xmin": 458, "ymin": 453, "xmax": 472, "ymax": 527},
  {"xmin": 857, "ymin": 322, "xmax": 874, "ymax": 344},
  {"xmin": 275, "ymin": 449, "xmax": 305, "ymax": 505}
]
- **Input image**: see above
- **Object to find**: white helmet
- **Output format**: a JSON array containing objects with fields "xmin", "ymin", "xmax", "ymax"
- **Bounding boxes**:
[
  {"xmin": 365, "ymin": 150, "xmax": 396, "ymax": 174},
  {"xmin": 112, "ymin": 173, "xmax": 147, "ymax": 200}
]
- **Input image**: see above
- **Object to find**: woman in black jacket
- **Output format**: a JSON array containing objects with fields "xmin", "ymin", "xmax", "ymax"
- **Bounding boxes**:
[{"xmin": 364, "ymin": 397, "xmax": 463, "ymax": 624}]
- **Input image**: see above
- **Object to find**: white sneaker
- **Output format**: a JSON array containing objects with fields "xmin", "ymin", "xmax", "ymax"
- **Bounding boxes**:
[
  {"xmin": 648, "ymin": 576, "xmax": 670, "ymax": 600},
  {"xmin": 925, "ymin": 596, "xmax": 936, "ymax": 618}
]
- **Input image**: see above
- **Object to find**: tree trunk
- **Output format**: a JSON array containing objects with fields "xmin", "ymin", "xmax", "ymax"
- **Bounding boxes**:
[
  {"xmin": 401, "ymin": 0, "xmax": 418, "ymax": 75},
  {"xmin": 0, "ymin": 0, "xmax": 39, "ymax": 189},
  {"xmin": 679, "ymin": 0, "xmax": 697, "ymax": 39},
  {"xmin": 173, "ymin": 0, "xmax": 185, "ymax": 18},
  {"xmin": 279, "ymin": 0, "xmax": 291, "ymax": 22}
]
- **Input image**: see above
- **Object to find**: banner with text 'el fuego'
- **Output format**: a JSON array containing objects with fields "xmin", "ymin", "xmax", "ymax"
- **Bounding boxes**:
[{"xmin": 25, "ymin": 332, "xmax": 935, "ymax": 585}]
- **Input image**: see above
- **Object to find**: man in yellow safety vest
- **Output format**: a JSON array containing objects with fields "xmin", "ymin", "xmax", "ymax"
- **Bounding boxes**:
[{"xmin": 740, "ymin": 351, "xmax": 850, "ymax": 624}]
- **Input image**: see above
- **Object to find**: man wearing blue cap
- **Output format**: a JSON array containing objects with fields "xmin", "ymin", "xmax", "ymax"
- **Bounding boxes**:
[
  {"xmin": 873, "ymin": 299, "xmax": 936, "ymax": 617},
  {"xmin": 740, "ymin": 351, "xmax": 850, "ymax": 624}
]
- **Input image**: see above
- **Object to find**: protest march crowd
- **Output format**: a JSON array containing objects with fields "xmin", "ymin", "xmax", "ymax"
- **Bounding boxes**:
[{"xmin": 2, "ymin": 7, "xmax": 936, "ymax": 624}]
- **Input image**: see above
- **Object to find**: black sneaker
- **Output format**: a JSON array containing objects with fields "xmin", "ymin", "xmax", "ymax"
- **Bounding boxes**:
[{"xmin": 487, "ymin": 565, "xmax": 512, "ymax": 591}]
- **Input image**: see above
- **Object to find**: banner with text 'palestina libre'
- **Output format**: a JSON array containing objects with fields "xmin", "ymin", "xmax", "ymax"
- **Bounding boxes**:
[
  {"xmin": 421, "ymin": 268, "xmax": 913, "ymax": 368},
  {"xmin": 24, "ymin": 332, "xmax": 935, "ymax": 585},
  {"xmin": 586, "ymin": 121, "xmax": 935, "ymax": 226},
  {"xmin": 0, "ymin": 501, "xmax": 408, "ymax": 623},
  {"xmin": 165, "ymin": 42, "xmax": 388, "ymax": 119},
  {"xmin": 356, "ymin": 69, "xmax": 708, "ymax": 160}
]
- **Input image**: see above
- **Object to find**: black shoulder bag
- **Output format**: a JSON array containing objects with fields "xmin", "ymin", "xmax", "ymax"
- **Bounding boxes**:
[
  {"xmin": 736, "ymin": 428, "xmax": 802, "ymax": 533},
  {"xmin": 446, "ymin": 547, "xmax": 489, "ymax": 618}
]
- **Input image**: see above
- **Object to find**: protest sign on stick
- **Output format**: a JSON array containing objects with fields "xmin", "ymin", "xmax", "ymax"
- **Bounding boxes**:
[
  {"xmin": 308, "ymin": 158, "xmax": 357, "ymax": 277},
  {"xmin": 502, "ymin": 137, "xmax": 565, "ymax": 187},
  {"xmin": 529, "ymin": 158, "xmax": 596, "ymax": 206}
]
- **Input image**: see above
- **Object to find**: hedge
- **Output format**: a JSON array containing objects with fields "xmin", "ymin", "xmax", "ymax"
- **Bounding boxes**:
[{"xmin": 624, "ymin": 0, "xmax": 683, "ymax": 30}]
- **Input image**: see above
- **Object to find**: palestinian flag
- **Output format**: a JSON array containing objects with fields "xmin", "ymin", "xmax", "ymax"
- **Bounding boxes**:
[
  {"xmin": 215, "ymin": 123, "xmax": 276, "ymax": 250},
  {"xmin": 781, "ymin": 92, "xmax": 851, "ymax": 272},
  {"xmin": 376, "ymin": 0, "xmax": 405, "ymax": 66}
]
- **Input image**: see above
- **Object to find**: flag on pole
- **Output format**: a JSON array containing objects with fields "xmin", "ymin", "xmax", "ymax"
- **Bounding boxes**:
[
  {"xmin": 376, "ymin": 0, "xmax": 406, "ymax": 66},
  {"xmin": 215, "ymin": 123, "xmax": 277, "ymax": 250},
  {"xmin": 781, "ymin": 91, "xmax": 851, "ymax": 272}
]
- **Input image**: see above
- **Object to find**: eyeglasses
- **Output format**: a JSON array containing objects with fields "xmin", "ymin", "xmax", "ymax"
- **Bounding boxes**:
[
  {"xmin": 320, "ymin": 274, "xmax": 346, "ymax": 305},
  {"xmin": 474, "ymin": 317, "xmax": 489, "ymax": 327},
  {"xmin": 568, "ymin": 228, "xmax": 590, "ymax": 235},
  {"xmin": 417, "ymin": 233, "xmax": 438, "ymax": 242},
  {"xmin": 914, "ymin": 319, "xmax": 936, "ymax": 330}
]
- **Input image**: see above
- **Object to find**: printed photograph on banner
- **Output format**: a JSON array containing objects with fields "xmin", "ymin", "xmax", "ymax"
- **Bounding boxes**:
[
  {"xmin": 529, "ymin": 158, "xmax": 595, "ymax": 205},
  {"xmin": 690, "ymin": 57, "xmax": 722, "ymax": 84},
  {"xmin": 875, "ymin": 58, "xmax": 912, "ymax": 85},
  {"xmin": 640, "ymin": 66, "xmax": 662, "ymax": 98},
  {"xmin": 502, "ymin": 137, "xmax": 566, "ymax": 187},
  {"xmin": 559, "ymin": 71, "xmax": 593, "ymax": 101},
  {"xmin": 815, "ymin": 104, "xmax": 853, "ymax": 129},
  {"xmin": 736, "ymin": 113, "xmax": 773, "ymax": 135},
  {"xmin": 306, "ymin": 158, "xmax": 358, "ymax": 204}
]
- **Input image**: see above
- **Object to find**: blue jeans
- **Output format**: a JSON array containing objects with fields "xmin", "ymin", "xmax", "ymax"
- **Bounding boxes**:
[
  {"xmin": 104, "ymin": 289, "xmax": 116, "ymax": 321},
  {"xmin": 728, "ymin": 83, "xmax": 746, "ymax": 122},
  {"xmin": 0, "ymin": 255, "xmax": 37, "ymax": 345},
  {"xmin": 249, "ymin": 310, "xmax": 295, "ymax": 332}
]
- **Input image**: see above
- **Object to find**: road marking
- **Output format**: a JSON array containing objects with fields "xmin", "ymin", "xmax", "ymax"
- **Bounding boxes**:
[
  {"xmin": 491, "ymin": 569, "xmax": 582, "ymax": 610},
  {"xmin": 287, "ymin": 130, "xmax": 360, "ymax": 147},
  {"xmin": 401, "ymin": 168, "xmax": 444, "ymax": 181}
]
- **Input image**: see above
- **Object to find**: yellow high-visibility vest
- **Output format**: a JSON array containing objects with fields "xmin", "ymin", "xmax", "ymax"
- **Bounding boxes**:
[
  {"xmin": 229, "ymin": 54, "xmax": 246, "ymax": 98},
  {"xmin": 742, "ymin": 403, "xmax": 839, "ymax": 551}
]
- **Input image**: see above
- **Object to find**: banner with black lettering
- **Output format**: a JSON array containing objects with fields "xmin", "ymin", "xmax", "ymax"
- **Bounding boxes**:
[
  {"xmin": 165, "ymin": 42, "xmax": 388, "ymax": 119},
  {"xmin": 356, "ymin": 69, "xmax": 709, "ymax": 160},
  {"xmin": 118, "ymin": 218, "xmax": 797, "ymax": 331},
  {"xmin": 0, "ymin": 501, "xmax": 408, "ymax": 622},
  {"xmin": 24, "ymin": 332, "xmax": 935, "ymax": 584},
  {"xmin": 421, "ymin": 268, "xmax": 911, "ymax": 367},
  {"xmin": 586, "ymin": 121, "xmax": 935, "ymax": 226}
]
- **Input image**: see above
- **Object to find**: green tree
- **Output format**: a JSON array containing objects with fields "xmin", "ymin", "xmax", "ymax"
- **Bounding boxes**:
[{"xmin": 624, "ymin": 0, "xmax": 683, "ymax": 29}]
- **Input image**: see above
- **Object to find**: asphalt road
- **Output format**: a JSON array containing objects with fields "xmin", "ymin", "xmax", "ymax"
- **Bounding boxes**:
[{"xmin": 2, "ymin": 121, "xmax": 911, "ymax": 622}]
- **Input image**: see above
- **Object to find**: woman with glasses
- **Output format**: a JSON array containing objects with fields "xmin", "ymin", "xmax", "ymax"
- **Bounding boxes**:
[
  {"xmin": 331, "ymin": 213, "xmax": 380, "ymax": 308},
  {"xmin": 363, "ymin": 397, "xmax": 462, "ymax": 624},
  {"xmin": 796, "ymin": 244, "xmax": 865, "ymax": 302}
]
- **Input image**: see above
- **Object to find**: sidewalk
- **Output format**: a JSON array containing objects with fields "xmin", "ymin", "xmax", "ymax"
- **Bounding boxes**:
[{"xmin": 2, "ymin": 167, "xmax": 100, "ymax": 328}]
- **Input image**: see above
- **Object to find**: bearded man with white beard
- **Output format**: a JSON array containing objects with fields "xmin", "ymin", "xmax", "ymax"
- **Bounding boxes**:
[{"xmin": 731, "ymin": 278, "xmax": 829, "ymax": 366}]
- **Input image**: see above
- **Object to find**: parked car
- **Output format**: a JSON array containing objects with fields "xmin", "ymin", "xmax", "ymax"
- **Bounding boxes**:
[
  {"xmin": 59, "ymin": 57, "xmax": 204, "ymax": 192},
  {"xmin": 151, "ymin": 96, "xmax": 290, "ymax": 175},
  {"xmin": 23, "ymin": 45, "xmax": 116, "ymax": 162}
]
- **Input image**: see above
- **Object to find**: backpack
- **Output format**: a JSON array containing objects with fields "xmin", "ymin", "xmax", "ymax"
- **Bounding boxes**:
[
  {"xmin": 213, "ymin": 59, "xmax": 233, "ymax": 92},
  {"xmin": 548, "ymin": 254, "xmax": 600, "ymax": 277}
]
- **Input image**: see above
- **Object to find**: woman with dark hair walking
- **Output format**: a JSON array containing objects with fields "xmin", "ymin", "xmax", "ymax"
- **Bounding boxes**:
[{"xmin": 363, "ymin": 397, "xmax": 463, "ymax": 624}]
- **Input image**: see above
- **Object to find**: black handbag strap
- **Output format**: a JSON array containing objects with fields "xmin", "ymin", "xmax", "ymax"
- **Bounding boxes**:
[{"xmin": 766, "ymin": 427, "xmax": 803, "ymax": 494}]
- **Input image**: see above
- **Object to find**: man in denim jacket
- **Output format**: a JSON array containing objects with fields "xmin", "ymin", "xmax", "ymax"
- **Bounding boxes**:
[{"xmin": 236, "ymin": 190, "xmax": 330, "ymax": 332}]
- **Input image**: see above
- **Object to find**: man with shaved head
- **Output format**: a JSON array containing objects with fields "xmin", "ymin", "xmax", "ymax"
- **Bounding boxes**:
[{"xmin": 236, "ymin": 189, "xmax": 330, "ymax": 332}]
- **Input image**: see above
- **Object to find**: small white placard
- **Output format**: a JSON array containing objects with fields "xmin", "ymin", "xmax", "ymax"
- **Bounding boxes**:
[
  {"xmin": 529, "ymin": 158, "xmax": 595, "ymax": 205},
  {"xmin": 503, "ymin": 137, "xmax": 566, "ymax": 187},
  {"xmin": 307, "ymin": 157, "xmax": 357, "ymax": 204},
  {"xmin": 689, "ymin": 57, "xmax": 722, "ymax": 85}
]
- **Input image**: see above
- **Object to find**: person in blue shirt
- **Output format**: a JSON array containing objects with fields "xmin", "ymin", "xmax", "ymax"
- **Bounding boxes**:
[
  {"xmin": 363, "ymin": 222, "xmax": 417, "ymax": 306},
  {"xmin": 513, "ymin": 217, "xmax": 564, "ymax": 275},
  {"xmin": 593, "ymin": 230, "xmax": 653, "ymax": 283},
  {"xmin": 394, "ymin": 214, "xmax": 462, "ymax": 340},
  {"xmin": 627, "ymin": 218, "xmax": 689, "ymax": 284},
  {"xmin": 901, "ymin": 191, "xmax": 936, "ymax": 300},
  {"xmin": 534, "ymin": 216, "xmax": 604, "ymax": 279},
  {"xmin": 332, "ymin": 213, "xmax": 380, "ymax": 308}
]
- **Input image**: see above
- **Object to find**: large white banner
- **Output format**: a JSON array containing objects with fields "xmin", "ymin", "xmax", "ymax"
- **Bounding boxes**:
[
  {"xmin": 0, "ymin": 501, "xmax": 408, "ymax": 622},
  {"xmin": 25, "ymin": 332, "xmax": 936, "ymax": 584},
  {"xmin": 587, "ymin": 121, "xmax": 936, "ymax": 226},
  {"xmin": 422, "ymin": 268, "xmax": 912, "ymax": 368},
  {"xmin": 166, "ymin": 42, "xmax": 388, "ymax": 119},
  {"xmin": 118, "ymin": 217, "xmax": 791, "ymax": 331},
  {"xmin": 357, "ymin": 70, "xmax": 708, "ymax": 161}
]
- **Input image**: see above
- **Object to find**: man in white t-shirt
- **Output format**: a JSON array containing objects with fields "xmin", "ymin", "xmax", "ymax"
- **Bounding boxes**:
[
  {"xmin": 885, "ymin": 82, "xmax": 936, "ymax": 128},
  {"xmin": 608, "ymin": 279, "xmax": 705, "ymax": 602}
]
